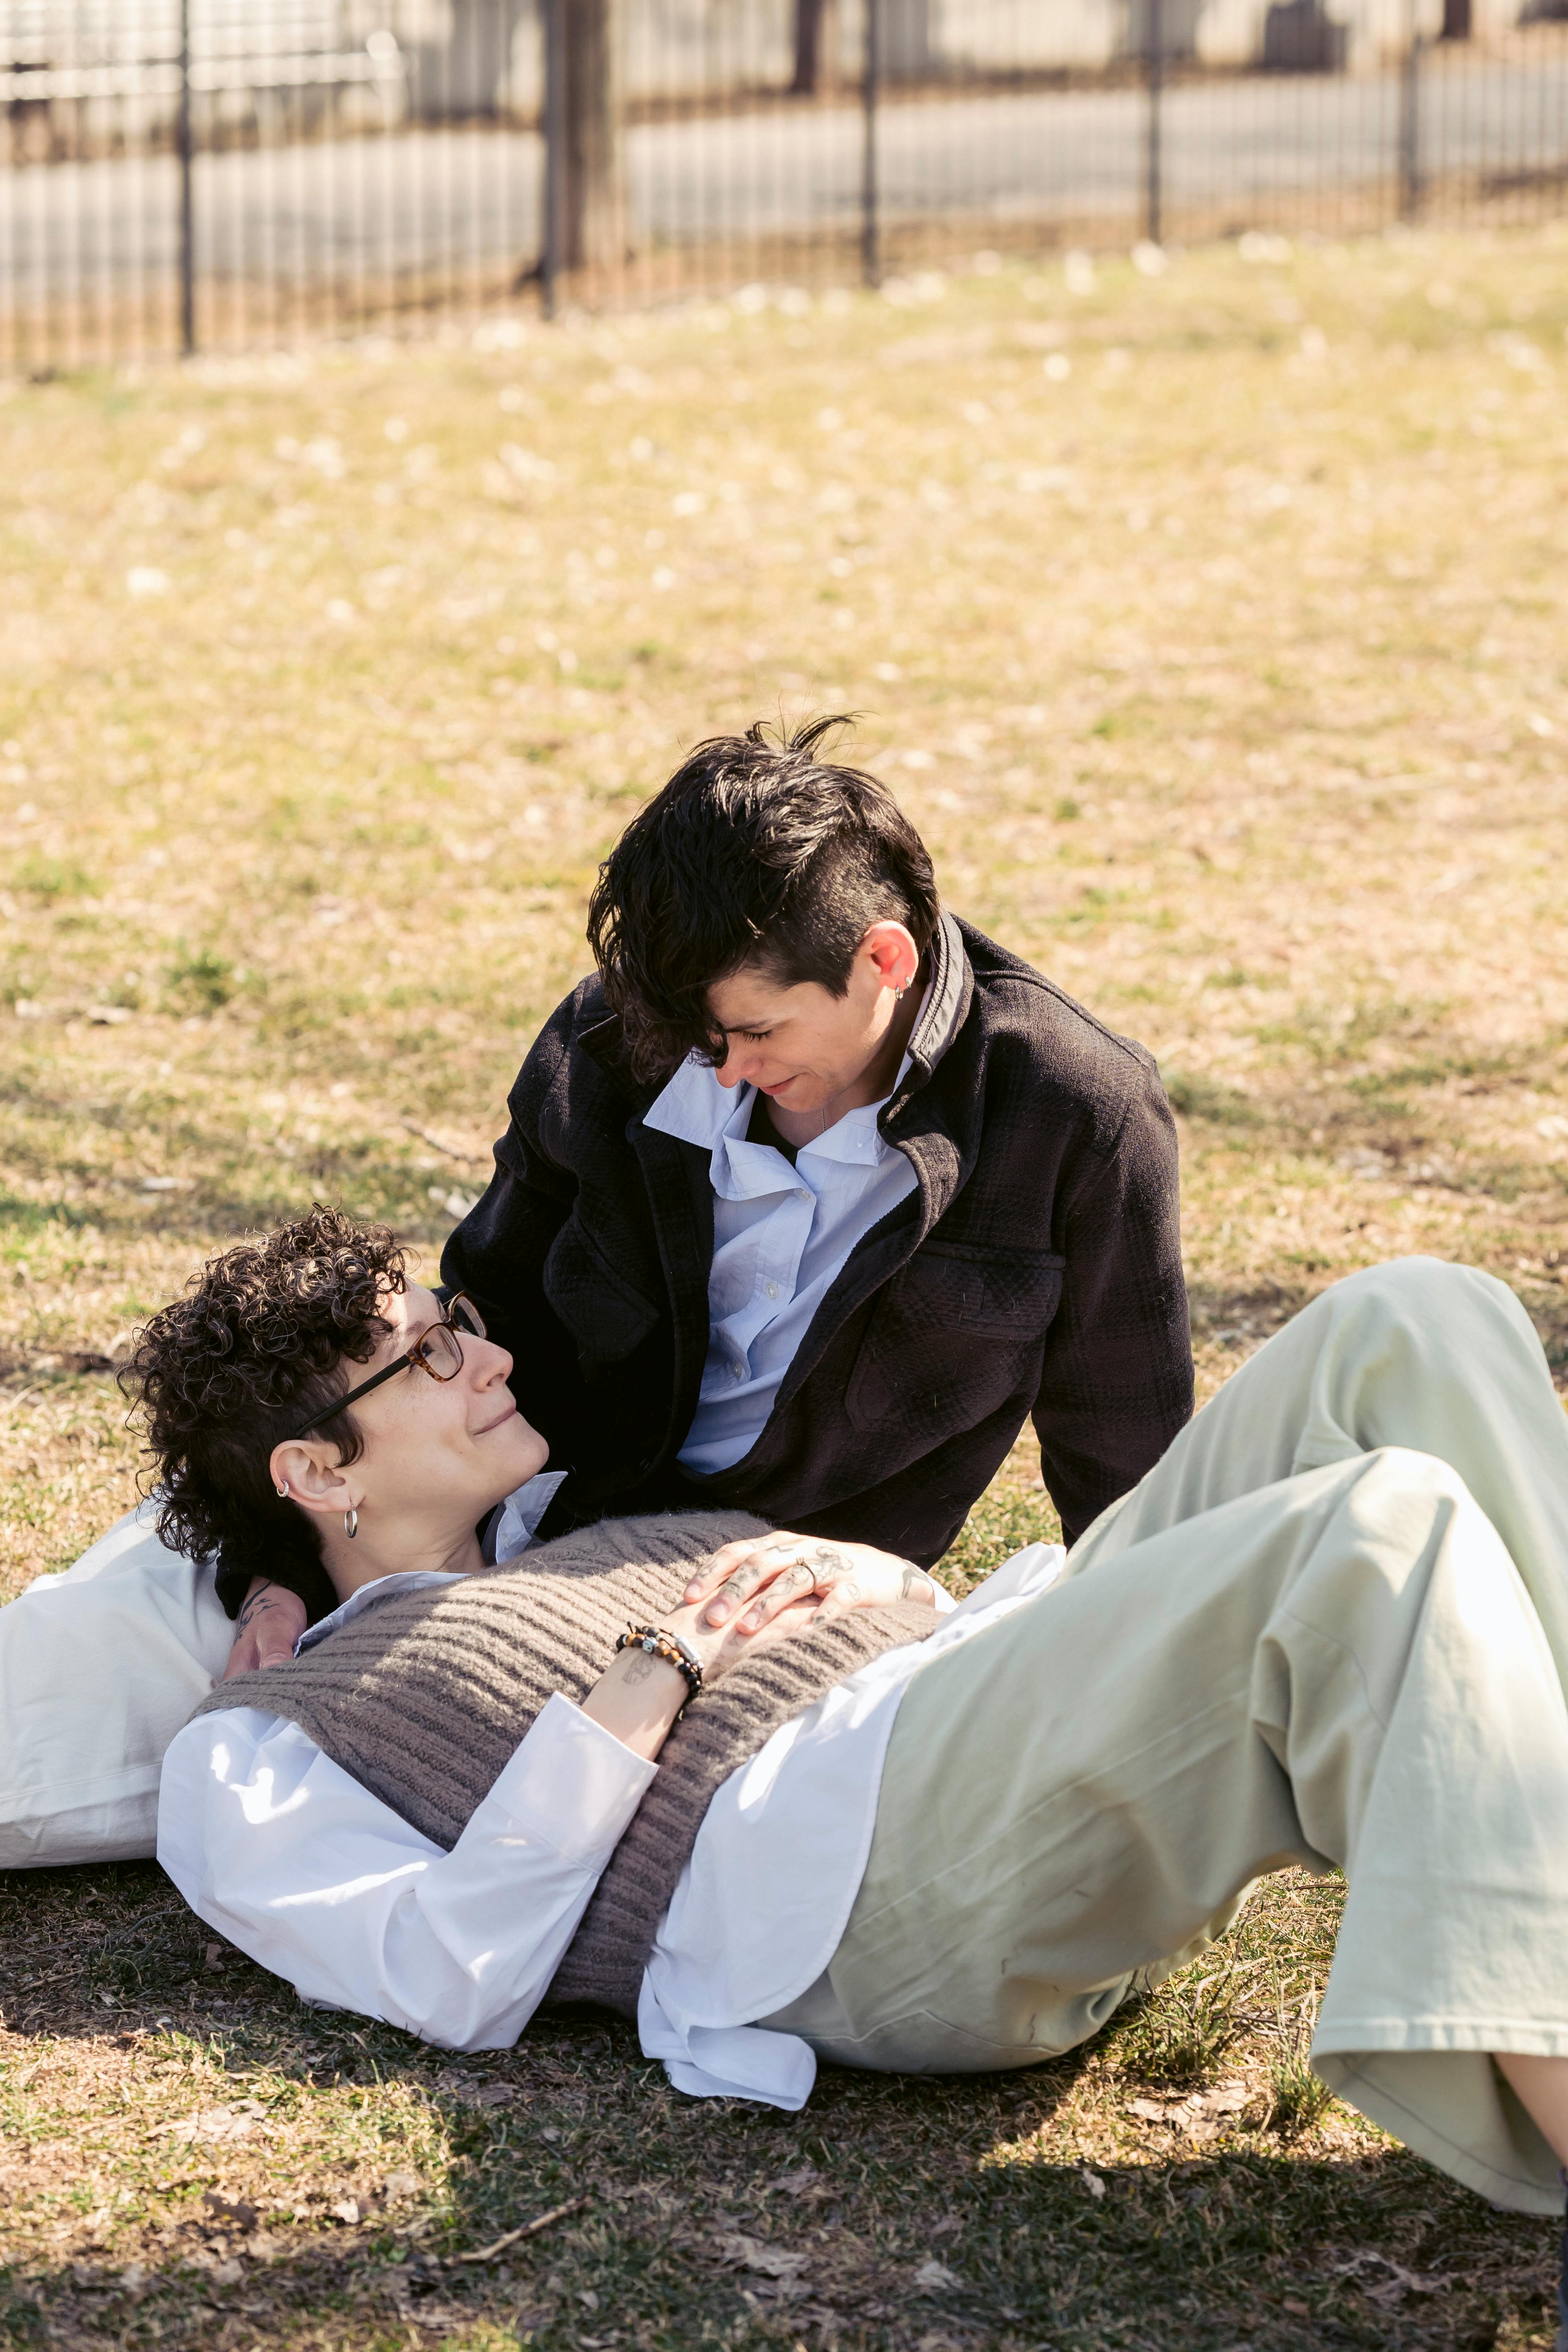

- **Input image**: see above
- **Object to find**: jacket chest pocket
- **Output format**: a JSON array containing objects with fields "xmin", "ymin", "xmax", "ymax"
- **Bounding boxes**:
[
  {"xmin": 846, "ymin": 1244, "xmax": 1065, "ymax": 1432},
  {"xmin": 543, "ymin": 1213, "xmax": 662, "ymax": 1368}
]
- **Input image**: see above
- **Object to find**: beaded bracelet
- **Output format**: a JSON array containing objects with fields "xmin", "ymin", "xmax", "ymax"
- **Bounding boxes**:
[{"xmin": 614, "ymin": 1623, "xmax": 705, "ymax": 1707}]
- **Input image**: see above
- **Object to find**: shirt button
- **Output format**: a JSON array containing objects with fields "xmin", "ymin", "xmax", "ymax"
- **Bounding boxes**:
[{"xmin": 765, "ymin": 1281, "xmax": 779, "ymax": 1299}]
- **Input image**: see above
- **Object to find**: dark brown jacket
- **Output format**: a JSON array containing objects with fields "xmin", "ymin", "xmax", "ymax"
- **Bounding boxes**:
[{"xmin": 444, "ymin": 914, "xmax": 1192, "ymax": 1560}]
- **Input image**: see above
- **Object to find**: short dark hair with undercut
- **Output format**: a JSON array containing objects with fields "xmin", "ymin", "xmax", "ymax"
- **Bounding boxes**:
[
  {"xmin": 586, "ymin": 715, "xmax": 941, "ymax": 1082},
  {"xmin": 123, "ymin": 1205, "xmax": 407, "ymax": 1623}
]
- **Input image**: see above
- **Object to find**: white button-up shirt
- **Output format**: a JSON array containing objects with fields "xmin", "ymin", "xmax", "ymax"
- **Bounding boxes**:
[
  {"xmin": 157, "ymin": 1504, "xmax": 1064, "ymax": 2108},
  {"xmin": 643, "ymin": 1052, "xmax": 922, "ymax": 1476}
]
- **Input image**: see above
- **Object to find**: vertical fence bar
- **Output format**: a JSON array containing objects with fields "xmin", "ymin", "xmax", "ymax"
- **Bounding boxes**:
[
  {"xmin": 1399, "ymin": 0, "xmax": 1423, "ymax": 221},
  {"xmin": 1145, "ymin": 0, "xmax": 1164, "ymax": 247},
  {"xmin": 861, "ymin": 0, "xmax": 880, "ymax": 287},
  {"xmin": 541, "ymin": 0, "xmax": 566, "ymax": 315},
  {"xmin": 177, "ymin": 0, "xmax": 195, "ymax": 354}
]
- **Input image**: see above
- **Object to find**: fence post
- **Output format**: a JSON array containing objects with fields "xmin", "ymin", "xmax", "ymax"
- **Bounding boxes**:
[
  {"xmin": 862, "ymin": 0, "xmax": 880, "ymax": 288},
  {"xmin": 177, "ymin": 0, "xmax": 196, "ymax": 355},
  {"xmin": 540, "ymin": 0, "xmax": 566, "ymax": 316},
  {"xmin": 1398, "ymin": 0, "xmax": 1423, "ymax": 221},
  {"xmin": 1145, "ymin": 0, "xmax": 1163, "ymax": 249}
]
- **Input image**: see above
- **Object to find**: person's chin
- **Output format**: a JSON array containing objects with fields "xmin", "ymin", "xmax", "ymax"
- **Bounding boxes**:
[
  {"xmin": 481, "ymin": 1408, "xmax": 549, "ymax": 1479},
  {"xmin": 512, "ymin": 1426, "xmax": 553, "ymax": 1485}
]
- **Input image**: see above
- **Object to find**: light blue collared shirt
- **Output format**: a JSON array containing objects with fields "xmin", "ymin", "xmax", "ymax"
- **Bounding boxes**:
[{"xmin": 643, "ymin": 1057, "xmax": 920, "ymax": 1475}]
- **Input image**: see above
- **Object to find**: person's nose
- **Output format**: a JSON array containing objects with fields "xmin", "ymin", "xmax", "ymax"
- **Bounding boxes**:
[
  {"xmin": 714, "ymin": 1045, "xmax": 754, "ymax": 1090},
  {"xmin": 470, "ymin": 1334, "xmax": 514, "ymax": 1387}
]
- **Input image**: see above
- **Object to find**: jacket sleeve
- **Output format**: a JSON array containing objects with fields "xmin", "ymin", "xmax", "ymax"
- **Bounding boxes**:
[
  {"xmin": 439, "ymin": 993, "xmax": 584, "ymax": 1442},
  {"xmin": 1031, "ymin": 1067, "xmax": 1193, "ymax": 1549}
]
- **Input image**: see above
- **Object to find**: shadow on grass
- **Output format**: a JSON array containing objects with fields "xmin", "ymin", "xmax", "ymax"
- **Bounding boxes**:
[{"xmin": 1, "ymin": 1861, "xmax": 1559, "ymax": 2352}]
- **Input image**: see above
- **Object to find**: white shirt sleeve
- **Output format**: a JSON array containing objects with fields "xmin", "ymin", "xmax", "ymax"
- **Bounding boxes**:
[
  {"xmin": 947, "ymin": 1540, "xmax": 1066, "ymax": 1614},
  {"xmin": 156, "ymin": 1693, "xmax": 655, "ymax": 2052}
]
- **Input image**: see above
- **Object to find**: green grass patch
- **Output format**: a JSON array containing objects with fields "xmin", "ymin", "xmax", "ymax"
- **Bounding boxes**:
[{"xmin": 4, "ymin": 222, "xmax": 1568, "ymax": 2348}]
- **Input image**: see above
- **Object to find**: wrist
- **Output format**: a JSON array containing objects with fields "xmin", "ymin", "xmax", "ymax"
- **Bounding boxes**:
[
  {"xmin": 581, "ymin": 1636, "xmax": 695, "ymax": 1763},
  {"xmin": 615, "ymin": 1622, "xmax": 704, "ymax": 1708},
  {"xmin": 664, "ymin": 1602, "xmax": 726, "ymax": 1674}
]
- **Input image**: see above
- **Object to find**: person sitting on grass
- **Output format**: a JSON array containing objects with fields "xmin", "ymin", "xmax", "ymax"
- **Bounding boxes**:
[
  {"xmin": 0, "ymin": 714, "xmax": 1193, "ymax": 1872},
  {"xmin": 143, "ymin": 1207, "xmax": 1568, "ymax": 2273}
]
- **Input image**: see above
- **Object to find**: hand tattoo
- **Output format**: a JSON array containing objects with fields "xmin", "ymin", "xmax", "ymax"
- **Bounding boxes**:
[
  {"xmin": 809, "ymin": 1544, "xmax": 851, "ymax": 1579},
  {"xmin": 236, "ymin": 1586, "xmax": 288, "ymax": 1632},
  {"xmin": 900, "ymin": 1566, "xmax": 937, "ymax": 1604}
]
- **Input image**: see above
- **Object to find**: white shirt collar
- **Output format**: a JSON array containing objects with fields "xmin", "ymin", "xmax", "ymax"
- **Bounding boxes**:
[
  {"xmin": 642, "ymin": 980, "xmax": 933, "ymax": 1184},
  {"xmin": 296, "ymin": 1567, "xmax": 463, "ymax": 1654}
]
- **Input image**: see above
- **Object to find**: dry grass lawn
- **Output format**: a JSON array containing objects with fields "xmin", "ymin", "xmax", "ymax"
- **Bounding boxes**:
[{"xmin": 3, "ymin": 222, "xmax": 1568, "ymax": 2349}]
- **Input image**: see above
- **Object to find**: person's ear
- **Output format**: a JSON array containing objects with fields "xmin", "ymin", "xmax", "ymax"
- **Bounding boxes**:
[
  {"xmin": 859, "ymin": 920, "xmax": 920, "ymax": 996},
  {"xmin": 268, "ymin": 1440, "xmax": 363, "ymax": 1524}
]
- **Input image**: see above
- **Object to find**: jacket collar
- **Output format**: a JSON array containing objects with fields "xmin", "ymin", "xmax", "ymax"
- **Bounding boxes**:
[
  {"xmin": 885, "ymin": 911, "xmax": 970, "ymax": 1119},
  {"xmin": 577, "ymin": 1005, "xmax": 659, "ymax": 1106}
]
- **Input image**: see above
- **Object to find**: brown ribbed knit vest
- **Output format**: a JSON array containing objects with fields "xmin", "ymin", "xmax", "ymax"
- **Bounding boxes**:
[{"xmin": 195, "ymin": 1510, "xmax": 936, "ymax": 2018}]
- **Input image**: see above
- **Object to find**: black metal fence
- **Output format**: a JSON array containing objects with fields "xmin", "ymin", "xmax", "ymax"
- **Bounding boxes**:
[{"xmin": 3, "ymin": 0, "xmax": 1568, "ymax": 369}]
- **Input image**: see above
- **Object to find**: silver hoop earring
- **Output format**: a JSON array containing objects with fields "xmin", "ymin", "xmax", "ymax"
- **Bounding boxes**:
[
  {"xmin": 276, "ymin": 1481, "xmax": 290, "ymax": 1498},
  {"xmin": 344, "ymin": 1507, "xmax": 358, "ymax": 1540}
]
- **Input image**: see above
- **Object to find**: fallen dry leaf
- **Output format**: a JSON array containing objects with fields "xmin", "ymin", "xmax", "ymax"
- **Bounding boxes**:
[
  {"xmin": 204, "ymin": 2190, "xmax": 257, "ymax": 2229},
  {"xmin": 434, "ymin": 2071, "xmax": 517, "ymax": 2108},
  {"xmin": 913, "ymin": 2257, "xmax": 962, "ymax": 2291},
  {"xmin": 766, "ymin": 2164, "xmax": 819, "ymax": 2196},
  {"xmin": 157, "ymin": 2103, "xmax": 264, "ymax": 2147},
  {"xmin": 397, "ymin": 2302, "xmax": 474, "ymax": 2332},
  {"xmin": 710, "ymin": 2231, "xmax": 810, "ymax": 2279},
  {"xmin": 1337, "ymin": 2247, "xmax": 1459, "ymax": 2300},
  {"xmin": 1125, "ymin": 2082, "xmax": 1253, "ymax": 2135}
]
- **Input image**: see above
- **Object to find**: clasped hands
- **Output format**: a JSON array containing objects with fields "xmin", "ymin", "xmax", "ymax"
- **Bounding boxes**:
[
  {"xmin": 681, "ymin": 1531, "xmax": 938, "ymax": 1654},
  {"xmin": 222, "ymin": 1532, "xmax": 936, "ymax": 1687},
  {"xmin": 590, "ymin": 1532, "xmax": 937, "ymax": 1760}
]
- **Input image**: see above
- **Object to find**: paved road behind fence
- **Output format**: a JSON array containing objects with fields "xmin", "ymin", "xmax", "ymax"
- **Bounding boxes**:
[{"xmin": 4, "ymin": 42, "xmax": 1567, "ymax": 363}]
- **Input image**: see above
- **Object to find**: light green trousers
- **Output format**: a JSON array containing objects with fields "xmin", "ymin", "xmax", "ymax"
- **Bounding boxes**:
[{"xmin": 766, "ymin": 1258, "xmax": 1568, "ymax": 2214}]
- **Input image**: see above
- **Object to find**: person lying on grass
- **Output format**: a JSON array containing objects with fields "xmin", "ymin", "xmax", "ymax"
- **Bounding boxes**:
[
  {"xmin": 0, "ymin": 715, "xmax": 1193, "ymax": 1873},
  {"xmin": 139, "ymin": 1208, "xmax": 1568, "ymax": 2248}
]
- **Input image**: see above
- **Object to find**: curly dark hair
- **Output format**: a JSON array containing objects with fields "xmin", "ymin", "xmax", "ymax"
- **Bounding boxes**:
[
  {"xmin": 586, "ymin": 714, "xmax": 940, "ymax": 1082},
  {"xmin": 122, "ymin": 1205, "xmax": 408, "ymax": 1622}
]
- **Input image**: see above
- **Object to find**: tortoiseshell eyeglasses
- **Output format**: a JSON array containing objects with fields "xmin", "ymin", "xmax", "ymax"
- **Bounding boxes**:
[{"xmin": 284, "ymin": 1293, "xmax": 487, "ymax": 1441}]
